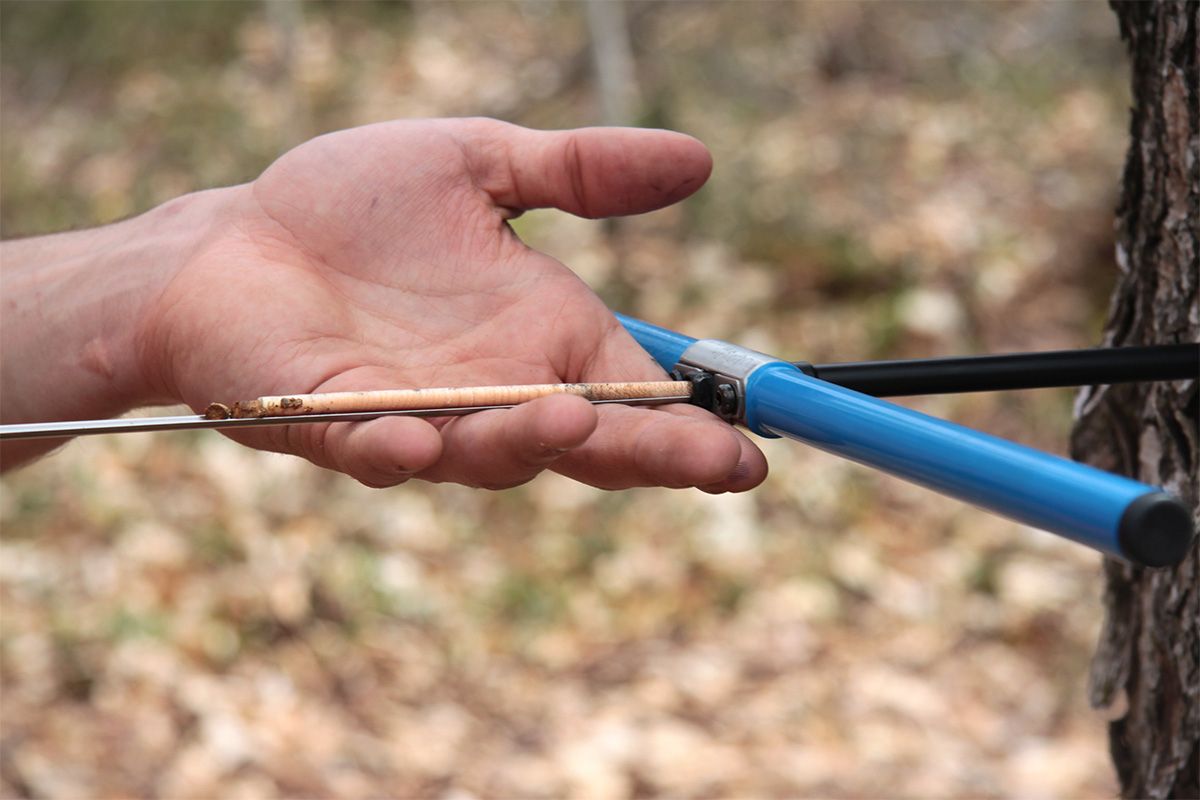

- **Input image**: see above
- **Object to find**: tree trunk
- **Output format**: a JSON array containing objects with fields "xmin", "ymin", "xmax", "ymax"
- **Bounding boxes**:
[{"xmin": 1070, "ymin": 2, "xmax": 1199, "ymax": 797}]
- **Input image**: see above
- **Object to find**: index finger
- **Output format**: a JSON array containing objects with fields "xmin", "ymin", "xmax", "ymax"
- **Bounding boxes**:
[{"xmin": 552, "ymin": 321, "xmax": 770, "ymax": 491}]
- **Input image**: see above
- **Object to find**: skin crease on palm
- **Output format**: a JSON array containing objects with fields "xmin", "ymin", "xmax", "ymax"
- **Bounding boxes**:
[{"xmin": 4, "ymin": 118, "xmax": 769, "ymax": 492}]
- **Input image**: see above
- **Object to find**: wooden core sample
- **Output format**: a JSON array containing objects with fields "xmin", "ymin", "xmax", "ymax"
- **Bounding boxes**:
[{"xmin": 227, "ymin": 381, "xmax": 693, "ymax": 418}]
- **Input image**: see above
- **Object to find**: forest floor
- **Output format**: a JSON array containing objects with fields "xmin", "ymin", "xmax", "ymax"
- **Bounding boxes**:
[{"xmin": 1, "ymin": 2, "xmax": 1132, "ymax": 797}]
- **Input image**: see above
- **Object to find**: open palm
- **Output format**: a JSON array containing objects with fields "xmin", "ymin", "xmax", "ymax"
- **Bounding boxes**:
[{"xmin": 142, "ymin": 119, "xmax": 767, "ymax": 491}]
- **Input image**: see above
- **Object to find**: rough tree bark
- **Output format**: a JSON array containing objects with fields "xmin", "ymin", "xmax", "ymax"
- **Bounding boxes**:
[{"xmin": 1070, "ymin": 2, "xmax": 1199, "ymax": 797}]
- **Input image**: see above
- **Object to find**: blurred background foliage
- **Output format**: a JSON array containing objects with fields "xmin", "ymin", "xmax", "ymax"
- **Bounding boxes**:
[{"xmin": 1, "ymin": 1, "xmax": 1131, "ymax": 797}]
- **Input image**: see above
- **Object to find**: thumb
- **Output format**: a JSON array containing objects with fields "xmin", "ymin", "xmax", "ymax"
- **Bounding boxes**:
[{"xmin": 458, "ymin": 119, "xmax": 713, "ymax": 219}]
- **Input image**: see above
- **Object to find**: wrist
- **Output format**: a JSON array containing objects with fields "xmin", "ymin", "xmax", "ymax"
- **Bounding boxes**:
[{"xmin": 0, "ymin": 186, "xmax": 238, "ymax": 424}]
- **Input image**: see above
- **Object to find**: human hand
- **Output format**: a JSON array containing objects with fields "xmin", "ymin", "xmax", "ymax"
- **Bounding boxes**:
[{"xmin": 136, "ymin": 119, "xmax": 767, "ymax": 491}]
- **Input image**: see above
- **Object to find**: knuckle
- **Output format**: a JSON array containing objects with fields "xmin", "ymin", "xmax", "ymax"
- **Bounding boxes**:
[
  {"xmin": 285, "ymin": 420, "xmax": 333, "ymax": 469},
  {"xmin": 560, "ymin": 132, "xmax": 590, "ymax": 215}
]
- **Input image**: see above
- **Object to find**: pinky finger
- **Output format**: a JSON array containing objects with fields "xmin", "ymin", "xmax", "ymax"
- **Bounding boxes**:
[{"xmin": 325, "ymin": 415, "xmax": 444, "ymax": 488}]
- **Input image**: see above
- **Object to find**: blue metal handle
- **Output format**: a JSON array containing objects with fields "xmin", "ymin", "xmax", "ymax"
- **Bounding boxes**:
[
  {"xmin": 617, "ymin": 314, "xmax": 1193, "ymax": 567},
  {"xmin": 617, "ymin": 313, "xmax": 696, "ymax": 369}
]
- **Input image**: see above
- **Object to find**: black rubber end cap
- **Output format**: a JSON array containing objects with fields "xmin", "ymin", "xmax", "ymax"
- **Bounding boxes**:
[{"xmin": 1118, "ymin": 492, "xmax": 1196, "ymax": 568}]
